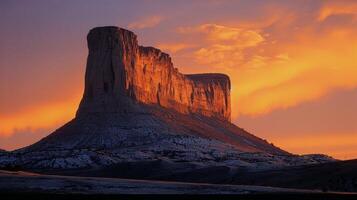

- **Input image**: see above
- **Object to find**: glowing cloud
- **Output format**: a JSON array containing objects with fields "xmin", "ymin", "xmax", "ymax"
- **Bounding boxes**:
[
  {"xmin": 318, "ymin": 0, "xmax": 357, "ymax": 21},
  {"xmin": 128, "ymin": 15, "xmax": 163, "ymax": 29},
  {"xmin": 178, "ymin": 24, "xmax": 265, "ymax": 70},
  {"xmin": 234, "ymin": 23, "xmax": 357, "ymax": 116},
  {"xmin": 170, "ymin": 9, "xmax": 357, "ymax": 119},
  {"xmin": 180, "ymin": 24, "xmax": 264, "ymax": 46},
  {"xmin": 157, "ymin": 43, "xmax": 194, "ymax": 53}
]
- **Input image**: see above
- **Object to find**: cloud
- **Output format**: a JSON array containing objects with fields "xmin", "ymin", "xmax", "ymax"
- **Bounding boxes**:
[
  {"xmin": 170, "ymin": 11, "xmax": 357, "ymax": 119},
  {"xmin": 179, "ymin": 24, "xmax": 264, "ymax": 47},
  {"xmin": 178, "ymin": 24, "xmax": 265, "ymax": 70},
  {"xmin": 317, "ymin": 1, "xmax": 357, "ymax": 21},
  {"xmin": 157, "ymin": 43, "xmax": 194, "ymax": 53},
  {"xmin": 128, "ymin": 15, "xmax": 163, "ymax": 29},
  {"xmin": 234, "ymin": 25, "xmax": 357, "ymax": 117}
]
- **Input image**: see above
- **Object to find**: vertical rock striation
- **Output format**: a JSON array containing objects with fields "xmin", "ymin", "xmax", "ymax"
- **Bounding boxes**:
[{"xmin": 77, "ymin": 26, "xmax": 231, "ymax": 121}]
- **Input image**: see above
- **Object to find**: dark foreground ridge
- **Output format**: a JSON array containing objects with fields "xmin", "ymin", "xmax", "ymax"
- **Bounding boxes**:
[{"xmin": 0, "ymin": 170, "xmax": 319, "ymax": 194}]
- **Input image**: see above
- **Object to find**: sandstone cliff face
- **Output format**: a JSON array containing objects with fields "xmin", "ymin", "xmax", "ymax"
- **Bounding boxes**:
[{"xmin": 77, "ymin": 26, "xmax": 231, "ymax": 121}]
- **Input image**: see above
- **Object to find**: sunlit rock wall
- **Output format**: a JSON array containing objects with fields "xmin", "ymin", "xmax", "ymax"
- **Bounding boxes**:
[{"xmin": 77, "ymin": 26, "xmax": 231, "ymax": 121}]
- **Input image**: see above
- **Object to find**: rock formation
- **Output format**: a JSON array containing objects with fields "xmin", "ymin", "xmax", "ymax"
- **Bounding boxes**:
[
  {"xmin": 0, "ymin": 26, "xmax": 334, "ymax": 176},
  {"xmin": 77, "ymin": 26, "xmax": 231, "ymax": 121}
]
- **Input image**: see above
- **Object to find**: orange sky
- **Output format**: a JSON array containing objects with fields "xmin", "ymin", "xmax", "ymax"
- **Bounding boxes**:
[{"xmin": 0, "ymin": 0, "xmax": 356, "ymax": 159}]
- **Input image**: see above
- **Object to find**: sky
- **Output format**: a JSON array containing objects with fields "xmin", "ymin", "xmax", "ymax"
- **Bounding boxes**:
[{"xmin": 0, "ymin": 0, "xmax": 357, "ymax": 159}]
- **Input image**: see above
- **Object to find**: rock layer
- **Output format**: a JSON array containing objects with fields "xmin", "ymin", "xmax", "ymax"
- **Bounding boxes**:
[{"xmin": 77, "ymin": 26, "xmax": 231, "ymax": 121}]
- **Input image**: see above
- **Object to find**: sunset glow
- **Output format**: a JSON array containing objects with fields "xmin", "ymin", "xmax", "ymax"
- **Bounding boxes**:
[
  {"xmin": 0, "ymin": 96, "xmax": 80, "ymax": 137},
  {"xmin": 1, "ymin": 0, "xmax": 356, "ymax": 159}
]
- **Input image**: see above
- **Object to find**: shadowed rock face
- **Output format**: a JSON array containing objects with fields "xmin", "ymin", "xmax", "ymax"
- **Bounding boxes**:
[{"xmin": 77, "ymin": 26, "xmax": 231, "ymax": 121}]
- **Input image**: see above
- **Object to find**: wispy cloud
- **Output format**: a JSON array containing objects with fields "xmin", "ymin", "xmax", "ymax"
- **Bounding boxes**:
[
  {"xmin": 128, "ymin": 15, "xmax": 163, "ymax": 29},
  {"xmin": 178, "ymin": 24, "xmax": 265, "ymax": 71},
  {"xmin": 317, "ymin": 0, "xmax": 357, "ymax": 21},
  {"xmin": 157, "ymin": 43, "xmax": 194, "ymax": 53},
  {"xmin": 179, "ymin": 24, "xmax": 264, "ymax": 47}
]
